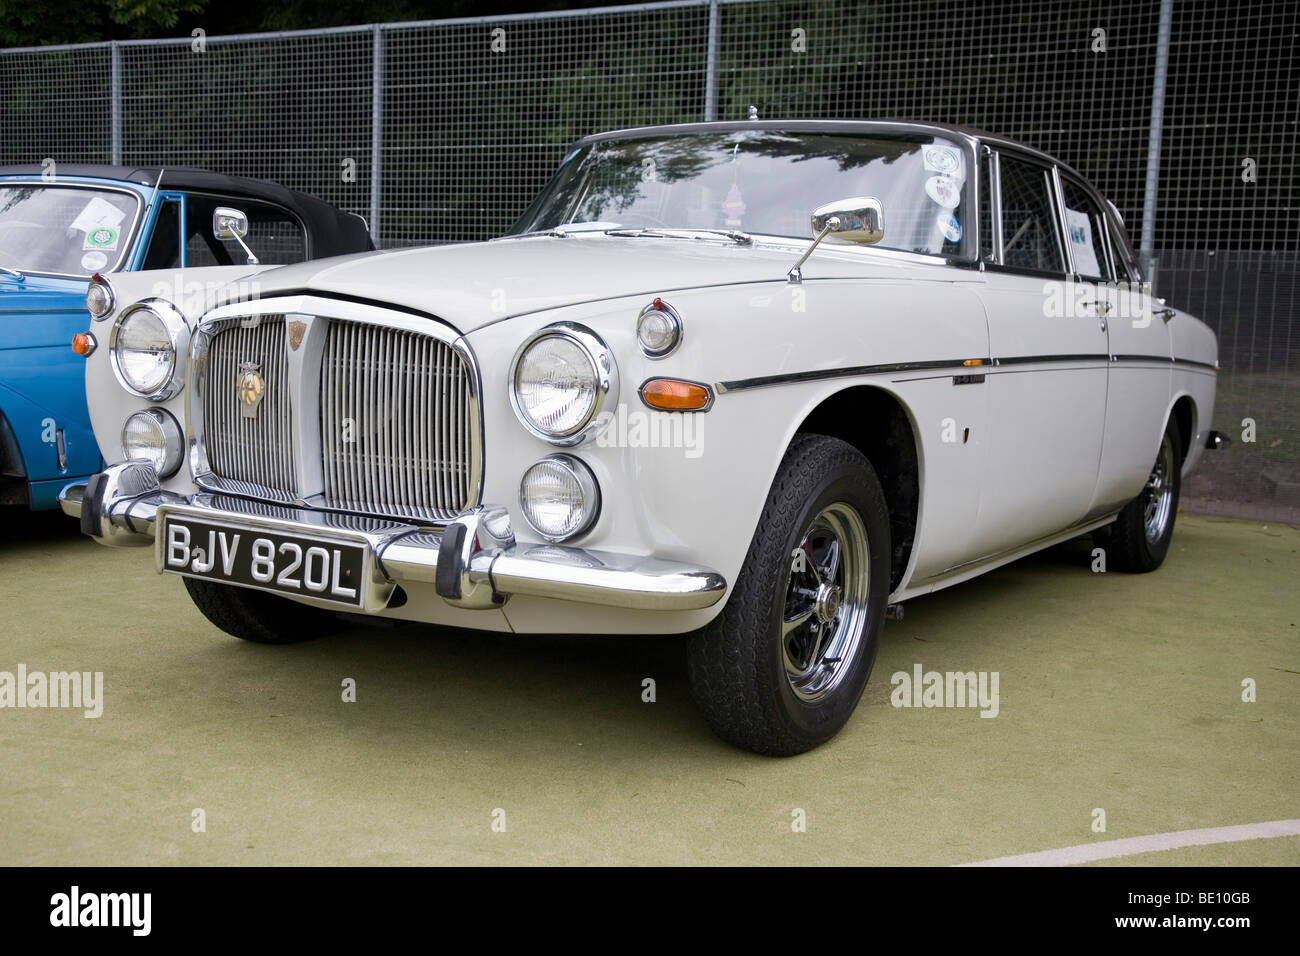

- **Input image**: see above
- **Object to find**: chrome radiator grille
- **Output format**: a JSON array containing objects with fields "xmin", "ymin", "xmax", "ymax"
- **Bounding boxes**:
[
  {"xmin": 320, "ymin": 319, "xmax": 473, "ymax": 520},
  {"xmin": 202, "ymin": 315, "xmax": 296, "ymax": 497}
]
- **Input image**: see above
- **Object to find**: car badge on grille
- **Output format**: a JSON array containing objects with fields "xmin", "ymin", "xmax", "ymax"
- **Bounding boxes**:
[
  {"xmin": 288, "ymin": 319, "xmax": 307, "ymax": 351},
  {"xmin": 237, "ymin": 362, "xmax": 265, "ymax": 419}
]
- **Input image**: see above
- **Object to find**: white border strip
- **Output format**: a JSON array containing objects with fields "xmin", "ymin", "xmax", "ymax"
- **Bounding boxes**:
[{"xmin": 958, "ymin": 819, "xmax": 1300, "ymax": 867}]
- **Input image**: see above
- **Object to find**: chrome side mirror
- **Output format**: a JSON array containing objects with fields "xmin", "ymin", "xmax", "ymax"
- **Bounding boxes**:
[
  {"xmin": 212, "ymin": 206, "xmax": 259, "ymax": 265},
  {"xmin": 789, "ymin": 197, "xmax": 884, "ymax": 283},
  {"xmin": 811, "ymin": 197, "xmax": 885, "ymax": 245}
]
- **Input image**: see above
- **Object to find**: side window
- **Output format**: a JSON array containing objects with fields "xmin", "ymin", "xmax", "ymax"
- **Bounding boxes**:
[
  {"xmin": 996, "ymin": 155, "xmax": 1066, "ymax": 274},
  {"xmin": 1060, "ymin": 178, "xmax": 1114, "ymax": 281},
  {"xmin": 183, "ymin": 195, "xmax": 307, "ymax": 266},
  {"xmin": 141, "ymin": 197, "xmax": 182, "ymax": 270}
]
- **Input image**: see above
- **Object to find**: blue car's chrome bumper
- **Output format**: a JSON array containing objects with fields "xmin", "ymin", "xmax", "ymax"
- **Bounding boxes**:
[{"xmin": 60, "ymin": 463, "xmax": 727, "ymax": 614}]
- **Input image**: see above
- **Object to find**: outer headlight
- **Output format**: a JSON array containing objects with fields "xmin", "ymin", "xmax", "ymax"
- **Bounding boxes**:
[
  {"xmin": 509, "ymin": 323, "xmax": 618, "ymax": 445},
  {"xmin": 519, "ymin": 455, "xmax": 600, "ymax": 542},
  {"xmin": 109, "ymin": 299, "xmax": 188, "ymax": 400},
  {"xmin": 121, "ymin": 408, "xmax": 184, "ymax": 478}
]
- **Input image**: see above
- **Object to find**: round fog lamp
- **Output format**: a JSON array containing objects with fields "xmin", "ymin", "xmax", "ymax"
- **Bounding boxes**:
[
  {"xmin": 121, "ymin": 408, "xmax": 183, "ymax": 478},
  {"xmin": 519, "ymin": 455, "xmax": 600, "ymax": 542}
]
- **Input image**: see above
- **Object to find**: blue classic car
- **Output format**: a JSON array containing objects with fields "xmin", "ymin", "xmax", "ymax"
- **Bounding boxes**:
[{"xmin": 0, "ymin": 165, "xmax": 372, "ymax": 509}]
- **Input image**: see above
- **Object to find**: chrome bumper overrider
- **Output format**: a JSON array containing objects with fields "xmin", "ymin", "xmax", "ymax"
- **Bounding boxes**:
[{"xmin": 58, "ymin": 463, "xmax": 726, "ymax": 614}]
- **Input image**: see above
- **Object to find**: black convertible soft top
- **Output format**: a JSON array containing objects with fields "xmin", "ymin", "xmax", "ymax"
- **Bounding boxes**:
[{"xmin": 0, "ymin": 164, "xmax": 374, "ymax": 258}]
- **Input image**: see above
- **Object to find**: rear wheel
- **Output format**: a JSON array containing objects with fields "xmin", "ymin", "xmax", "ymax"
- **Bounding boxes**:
[
  {"xmin": 1097, "ymin": 417, "xmax": 1182, "ymax": 573},
  {"xmin": 183, "ymin": 577, "xmax": 342, "ymax": 644},
  {"xmin": 687, "ymin": 434, "xmax": 891, "ymax": 756}
]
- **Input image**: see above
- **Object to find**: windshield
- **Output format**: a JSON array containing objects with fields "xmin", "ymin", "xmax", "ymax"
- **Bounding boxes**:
[
  {"xmin": 511, "ymin": 130, "xmax": 972, "ymax": 258},
  {"xmin": 0, "ymin": 185, "xmax": 141, "ymax": 278}
]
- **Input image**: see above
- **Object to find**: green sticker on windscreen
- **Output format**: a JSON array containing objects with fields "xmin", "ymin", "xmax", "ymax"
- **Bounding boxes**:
[{"xmin": 83, "ymin": 226, "xmax": 119, "ymax": 251}]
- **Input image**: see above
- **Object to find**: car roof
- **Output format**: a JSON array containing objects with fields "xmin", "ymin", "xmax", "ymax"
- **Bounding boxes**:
[
  {"xmin": 0, "ymin": 164, "xmax": 373, "ymax": 257},
  {"xmin": 572, "ymin": 119, "xmax": 1091, "ymax": 190}
]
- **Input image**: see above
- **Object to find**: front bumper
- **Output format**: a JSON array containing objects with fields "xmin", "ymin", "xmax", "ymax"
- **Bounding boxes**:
[{"xmin": 58, "ymin": 463, "xmax": 727, "ymax": 614}]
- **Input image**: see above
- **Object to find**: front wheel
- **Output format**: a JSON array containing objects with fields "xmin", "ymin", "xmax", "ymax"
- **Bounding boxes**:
[
  {"xmin": 687, "ymin": 434, "xmax": 891, "ymax": 756},
  {"xmin": 1097, "ymin": 417, "xmax": 1183, "ymax": 573}
]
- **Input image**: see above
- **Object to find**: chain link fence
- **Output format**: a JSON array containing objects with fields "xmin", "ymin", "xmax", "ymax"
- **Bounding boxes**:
[{"xmin": 1, "ymin": 0, "xmax": 1296, "ymax": 518}]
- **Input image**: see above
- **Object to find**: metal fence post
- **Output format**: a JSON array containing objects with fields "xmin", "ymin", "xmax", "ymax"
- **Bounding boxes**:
[
  {"xmin": 370, "ymin": 24, "xmax": 384, "ymax": 247},
  {"xmin": 110, "ymin": 41, "xmax": 121, "ymax": 165},
  {"xmin": 704, "ymin": 0, "xmax": 719, "ymax": 121},
  {"xmin": 1140, "ymin": 0, "xmax": 1174, "ymax": 286}
]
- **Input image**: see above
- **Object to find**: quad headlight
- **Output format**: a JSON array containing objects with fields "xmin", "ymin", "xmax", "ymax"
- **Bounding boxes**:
[
  {"xmin": 519, "ymin": 455, "xmax": 600, "ymax": 541},
  {"xmin": 509, "ymin": 323, "xmax": 618, "ymax": 445},
  {"xmin": 109, "ymin": 299, "xmax": 188, "ymax": 400},
  {"xmin": 121, "ymin": 408, "xmax": 184, "ymax": 478}
]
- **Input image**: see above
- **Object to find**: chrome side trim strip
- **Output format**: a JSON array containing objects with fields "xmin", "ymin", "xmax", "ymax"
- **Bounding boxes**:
[{"xmin": 716, "ymin": 353, "xmax": 1215, "ymax": 393}]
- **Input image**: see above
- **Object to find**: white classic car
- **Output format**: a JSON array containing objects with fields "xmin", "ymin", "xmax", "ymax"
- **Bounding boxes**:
[{"xmin": 62, "ymin": 120, "xmax": 1225, "ymax": 755}]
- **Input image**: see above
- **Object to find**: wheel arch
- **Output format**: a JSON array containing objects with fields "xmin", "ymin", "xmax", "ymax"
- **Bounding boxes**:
[
  {"xmin": 1170, "ymin": 393, "xmax": 1196, "ymax": 462},
  {"xmin": 794, "ymin": 384, "xmax": 920, "ymax": 591}
]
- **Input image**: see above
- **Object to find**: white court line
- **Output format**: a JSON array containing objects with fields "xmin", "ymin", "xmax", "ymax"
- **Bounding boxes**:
[{"xmin": 957, "ymin": 819, "xmax": 1300, "ymax": 867}]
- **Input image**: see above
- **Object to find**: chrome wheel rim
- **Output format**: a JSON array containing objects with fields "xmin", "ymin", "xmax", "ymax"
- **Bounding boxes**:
[
  {"xmin": 782, "ymin": 502, "xmax": 870, "ymax": 702},
  {"xmin": 1143, "ymin": 434, "xmax": 1176, "ymax": 543}
]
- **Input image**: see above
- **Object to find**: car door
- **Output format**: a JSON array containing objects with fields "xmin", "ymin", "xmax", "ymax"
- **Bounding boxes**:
[
  {"xmin": 968, "ymin": 149, "xmax": 1109, "ymax": 558},
  {"xmin": 1086, "ymin": 194, "xmax": 1173, "ymax": 515}
]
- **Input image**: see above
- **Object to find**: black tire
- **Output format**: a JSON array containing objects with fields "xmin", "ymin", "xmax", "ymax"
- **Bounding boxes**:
[
  {"xmin": 183, "ymin": 577, "xmax": 342, "ymax": 644},
  {"xmin": 687, "ymin": 434, "xmax": 891, "ymax": 756},
  {"xmin": 1097, "ymin": 417, "xmax": 1183, "ymax": 573}
]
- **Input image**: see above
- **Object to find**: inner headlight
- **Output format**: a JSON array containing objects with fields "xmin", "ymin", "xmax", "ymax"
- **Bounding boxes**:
[
  {"xmin": 519, "ymin": 455, "xmax": 600, "ymax": 541},
  {"xmin": 509, "ymin": 323, "xmax": 618, "ymax": 445},
  {"xmin": 110, "ymin": 300, "xmax": 187, "ymax": 400},
  {"xmin": 121, "ymin": 408, "xmax": 184, "ymax": 478}
]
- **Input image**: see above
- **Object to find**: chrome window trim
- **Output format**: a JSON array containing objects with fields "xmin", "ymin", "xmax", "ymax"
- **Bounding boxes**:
[
  {"xmin": 187, "ymin": 294, "xmax": 484, "ymax": 526},
  {"xmin": 1050, "ymin": 164, "xmax": 1076, "ymax": 278}
]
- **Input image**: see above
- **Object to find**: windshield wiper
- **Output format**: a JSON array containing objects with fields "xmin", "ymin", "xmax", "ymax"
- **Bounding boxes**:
[
  {"xmin": 0, "ymin": 263, "xmax": 25, "ymax": 281},
  {"xmin": 605, "ymin": 227, "xmax": 754, "ymax": 246}
]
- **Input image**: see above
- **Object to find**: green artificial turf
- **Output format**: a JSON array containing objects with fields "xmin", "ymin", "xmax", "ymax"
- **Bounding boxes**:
[{"xmin": 1, "ymin": 511, "xmax": 1295, "ymax": 866}]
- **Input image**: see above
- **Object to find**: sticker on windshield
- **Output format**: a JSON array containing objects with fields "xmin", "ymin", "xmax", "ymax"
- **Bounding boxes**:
[
  {"xmin": 70, "ymin": 196, "xmax": 127, "ymax": 234},
  {"xmin": 81, "ymin": 251, "xmax": 109, "ymax": 272},
  {"xmin": 82, "ymin": 225, "xmax": 120, "ymax": 251},
  {"xmin": 923, "ymin": 145, "xmax": 963, "ymax": 176},
  {"xmin": 938, "ymin": 214, "xmax": 962, "ymax": 243},
  {"xmin": 925, "ymin": 175, "xmax": 961, "ymax": 209}
]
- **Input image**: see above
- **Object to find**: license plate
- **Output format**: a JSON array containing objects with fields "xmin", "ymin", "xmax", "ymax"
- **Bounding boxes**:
[{"xmin": 160, "ymin": 516, "xmax": 366, "ymax": 607}]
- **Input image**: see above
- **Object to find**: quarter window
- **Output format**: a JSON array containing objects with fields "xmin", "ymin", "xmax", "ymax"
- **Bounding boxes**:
[
  {"xmin": 183, "ymin": 195, "xmax": 307, "ymax": 266},
  {"xmin": 995, "ymin": 155, "xmax": 1065, "ymax": 274},
  {"xmin": 1060, "ymin": 178, "xmax": 1114, "ymax": 281}
]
